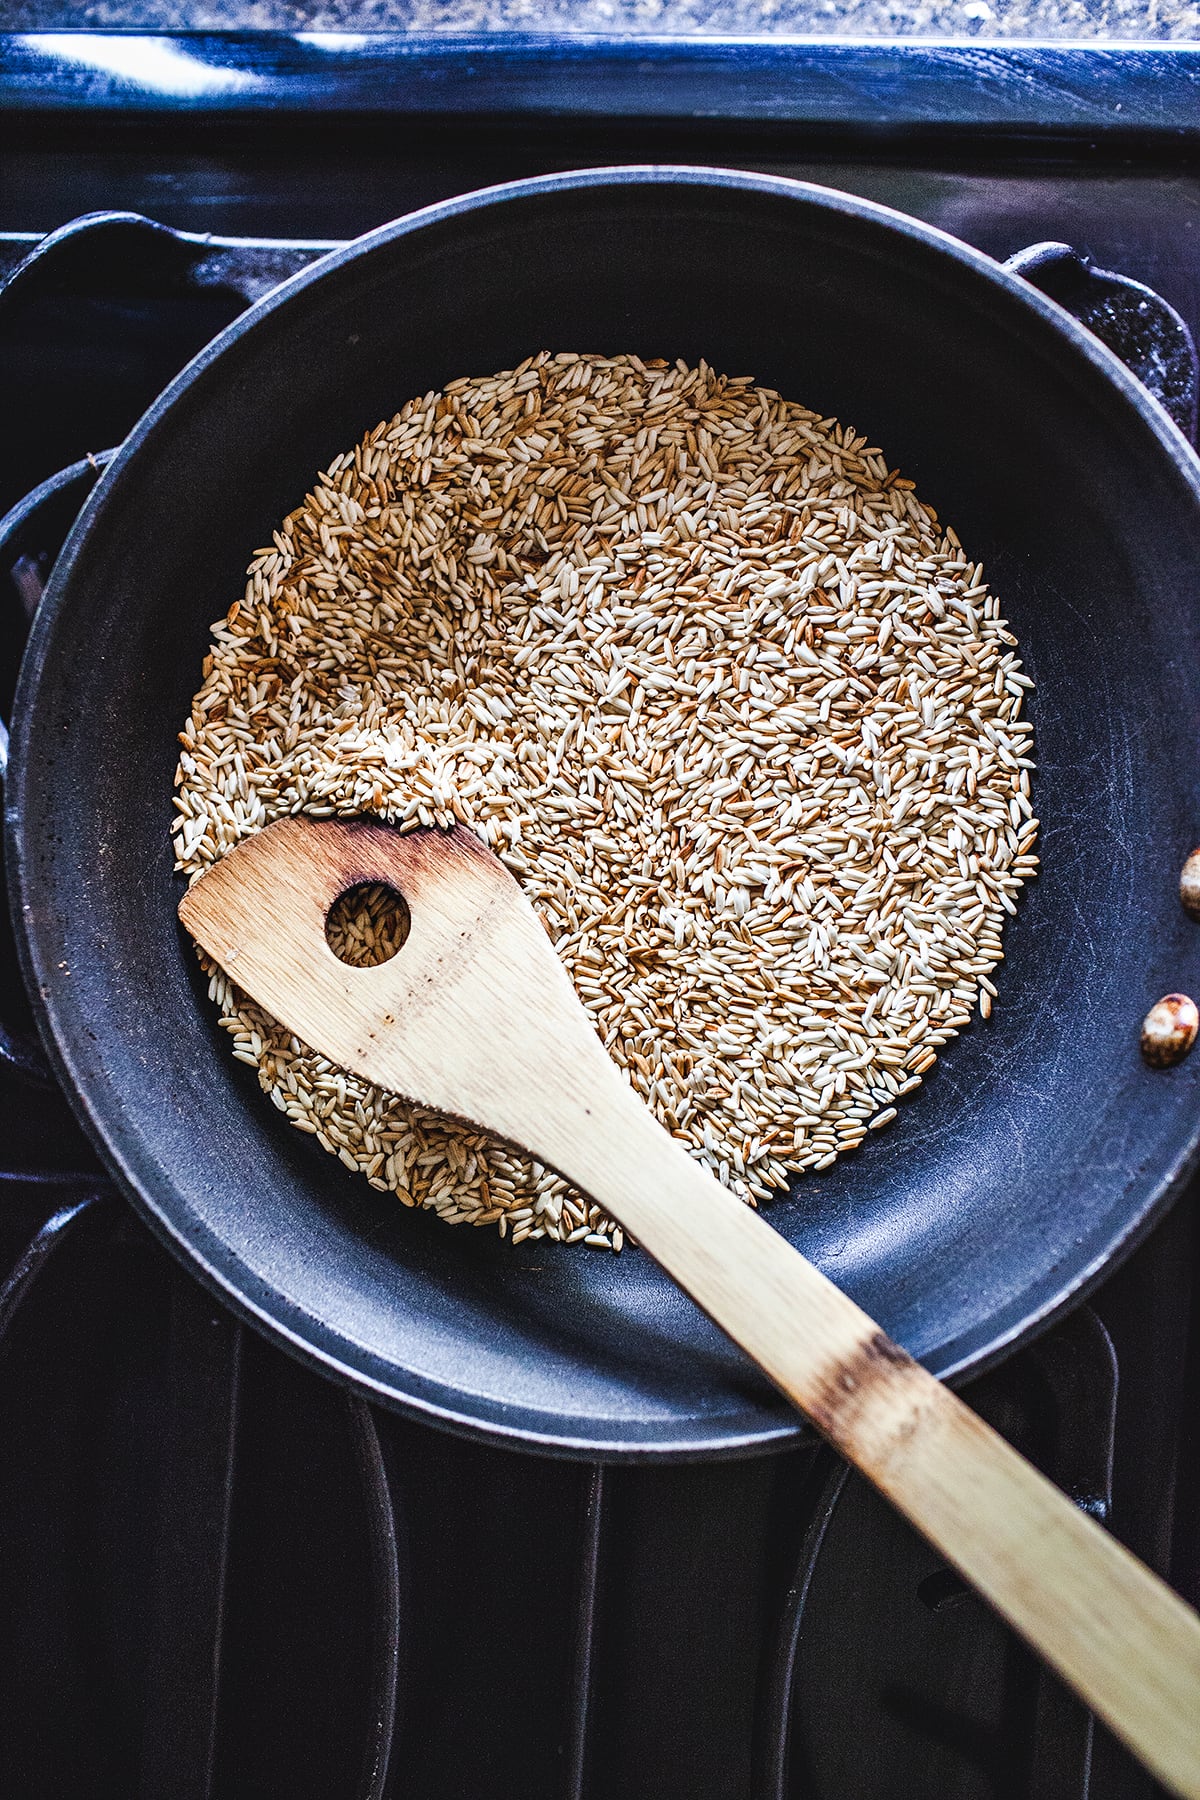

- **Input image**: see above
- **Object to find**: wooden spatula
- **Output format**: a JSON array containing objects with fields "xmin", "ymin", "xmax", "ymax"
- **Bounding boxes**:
[{"xmin": 180, "ymin": 814, "xmax": 1200, "ymax": 1798}]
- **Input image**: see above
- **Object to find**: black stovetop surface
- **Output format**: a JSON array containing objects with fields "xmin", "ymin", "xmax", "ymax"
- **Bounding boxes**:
[{"xmin": 2, "ymin": 94, "xmax": 1200, "ymax": 1800}]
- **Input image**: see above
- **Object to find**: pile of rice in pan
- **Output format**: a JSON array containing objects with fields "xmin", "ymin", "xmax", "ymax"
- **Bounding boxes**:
[{"xmin": 175, "ymin": 352, "xmax": 1037, "ymax": 1250}]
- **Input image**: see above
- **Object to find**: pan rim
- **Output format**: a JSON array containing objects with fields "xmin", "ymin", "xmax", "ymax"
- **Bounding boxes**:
[{"xmin": 9, "ymin": 163, "xmax": 1200, "ymax": 1460}]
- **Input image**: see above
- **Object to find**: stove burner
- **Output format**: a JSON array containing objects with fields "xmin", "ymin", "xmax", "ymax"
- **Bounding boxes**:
[{"xmin": 1, "ymin": 188, "xmax": 1198, "ymax": 1799}]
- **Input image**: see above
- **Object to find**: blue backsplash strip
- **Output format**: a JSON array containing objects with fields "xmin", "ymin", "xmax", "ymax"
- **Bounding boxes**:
[{"xmin": 1, "ymin": 32, "xmax": 1199, "ymax": 136}]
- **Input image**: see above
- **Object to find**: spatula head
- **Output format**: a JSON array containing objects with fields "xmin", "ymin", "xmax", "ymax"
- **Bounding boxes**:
[{"xmin": 178, "ymin": 816, "xmax": 607, "ymax": 1153}]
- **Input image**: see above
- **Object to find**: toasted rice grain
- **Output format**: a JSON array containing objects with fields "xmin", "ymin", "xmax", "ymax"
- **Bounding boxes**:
[{"xmin": 175, "ymin": 352, "xmax": 1037, "ymax": 1246}]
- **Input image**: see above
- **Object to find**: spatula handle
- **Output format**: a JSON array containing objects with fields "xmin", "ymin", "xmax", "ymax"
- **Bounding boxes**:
[
  {"xmin": 545, "ymin": 1084, "xmax": 1200, "ymax": 1799},
  {"xmin": 178, "ymin": 815, "xmax": 1200, "ymax": 1794}
]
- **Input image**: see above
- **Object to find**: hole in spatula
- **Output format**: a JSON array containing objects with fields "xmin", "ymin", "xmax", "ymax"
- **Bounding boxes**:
[{"xmin": 325, "ymin": 882, "xmax": 410, "ymax": 968}]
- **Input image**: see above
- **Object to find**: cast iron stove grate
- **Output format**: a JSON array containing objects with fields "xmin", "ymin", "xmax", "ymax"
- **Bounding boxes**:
[{"xmin": 1, "ymin": 154, "xmax": 1199, "ymax": 1800}]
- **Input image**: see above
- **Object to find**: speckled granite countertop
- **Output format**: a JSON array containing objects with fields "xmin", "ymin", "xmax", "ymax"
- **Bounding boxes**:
[{"xmin": 3, "ymin": 0, "xmax": 1197, "ymax": 44}]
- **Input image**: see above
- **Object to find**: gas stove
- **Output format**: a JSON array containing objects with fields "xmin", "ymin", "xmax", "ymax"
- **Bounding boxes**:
[{"xmin": 2, "ymin": 34, "xmax": 1199, "ymax": 1800}]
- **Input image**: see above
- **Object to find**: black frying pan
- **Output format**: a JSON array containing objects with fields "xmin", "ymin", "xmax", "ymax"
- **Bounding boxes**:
[{"xmin": 9, "ymin": 168, "xmax": 1200, "ymax": 1459}]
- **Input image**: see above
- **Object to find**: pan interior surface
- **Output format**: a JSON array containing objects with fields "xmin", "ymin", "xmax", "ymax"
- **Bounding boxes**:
[{"xmin": 11, "ymin": 171, "xmax": 1200, "ymax": 1457}]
